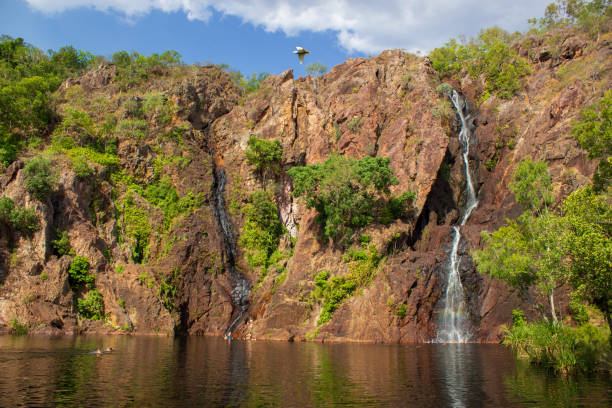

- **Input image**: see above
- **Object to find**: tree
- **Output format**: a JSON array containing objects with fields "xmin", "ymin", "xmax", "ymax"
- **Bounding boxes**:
[
  {"xmin": 288, "ymin": 153, "xmax": 413, "ymax": 245},
  {"xmin": 572, "ymin": 90, "xmax": 611, "ymax": 191},
  {"xmin": 24, "ymin": 156, "xmax": 55, "ymax": 201},
  {"xmin": 475, "ymin": 158, "xmax": 564, "ymax": 322},
  {"xmin": 240, "ymin": 190, "xmax": 285, "ymax": 268},
  {"xmin": 306, "ymin": 62, "xmax": 327, "ymax": 77},
  {"xmin": 245, "ymin": 135, "xmax": 283, "ymax": 188},
  {"xmin": 561, "ymin": 186, "xmax": 612, "ymax": 336}
]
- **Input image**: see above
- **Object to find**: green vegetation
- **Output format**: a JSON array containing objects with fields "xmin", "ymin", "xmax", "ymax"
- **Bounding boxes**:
[
  {"xmin": 475, "ymin": 158, "xmax": 612, "ymax": 371},
  {"xmin": 143, "ymin": 177, "xmax": 203, "ymax": 231},
  {"xmin": 529, "ymin": 0, "xmax": 612, "ymax": 41},
  {"xmin": 245, "ymin": 135, "xmax": 283, "ymax": 186},
  {"xmin": 67, "ymin": 256, "xmax": 94, "ymax": 289},
  {"xmin": 158, "ymin": 271, "xmax": 178, "ymax": 312},
  {"xmin": 10, "ymin": 318, "xmax": 28, "ymax": 335},
  {"xmin": 429, "ymin": 27, "xmax": 530, "ymax": 99},
  {"xmin": 311, "ymin": 245, "xmax": 383, "ymax": 325},
  {"xmin": 142, "ymin": 92, "xmax": 175, "ymax": 125},
  {"xmin": 24, "ymin": 156, "xmax": 55, "ymax": 201},
  {"xmin": 288, "ymin": 153, "xmax": 415, "ymax": 245},
  {"xmin": 240, "ymin": 190, "xmax": 285, "ymax": 271},
  {"xmin": 217, "ymin": 65, "xmax": 270, "ymax": 94},
  {"xmin": 504, "ymin": 310, "xmax": 610, "ymax": 374},
  {"xmin": 50, "ymin": 230, "xmax": 72, "ymax": 256},
  {"xmin": 0, "ymin": 36, "xmax": 95, "ymax": 166},
  {"xmin": 572, "ymin": 90, "xmax": 611, "ymax": 191},
  {"xmin": 111, "ymin": 50, "xmax": 182, "ymax": 90},
  {"xmin": 77, "ymin": 289, "xmax": 105, "ymax": 320},
  {"xmin": 0, "ymin": 196, "xmax": 40, "ymax": 236},
  {"xmin": 306, "ymin": 62, "xmax": 328, "ymax": 77}
]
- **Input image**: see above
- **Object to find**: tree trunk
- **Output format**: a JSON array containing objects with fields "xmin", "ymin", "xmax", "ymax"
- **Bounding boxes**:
[{"xmin": 549, "ymin": 290, "xmax": 558, "ymax": 324}]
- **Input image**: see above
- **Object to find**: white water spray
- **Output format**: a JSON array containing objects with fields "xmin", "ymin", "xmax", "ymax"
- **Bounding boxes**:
[{"xmin": 436, "ymin": 90, "xmax": 478, "ymax": 343}]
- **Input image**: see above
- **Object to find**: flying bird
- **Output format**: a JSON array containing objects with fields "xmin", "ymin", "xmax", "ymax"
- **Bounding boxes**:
[{"xmin": 293, "ymin": 46, "xmax": 310, "ymax": 64}]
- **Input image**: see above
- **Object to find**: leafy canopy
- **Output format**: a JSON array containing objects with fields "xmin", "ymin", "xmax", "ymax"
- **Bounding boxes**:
[
  {"xmin": 288, "ymin": 153, "xmax": 414, "ymax": 245},
  {"xmin": 572, "ymin": 90, "xmax": 611, "ymax": 191}
]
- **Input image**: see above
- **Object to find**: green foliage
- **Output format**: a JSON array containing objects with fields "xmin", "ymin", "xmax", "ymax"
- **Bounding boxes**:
[
  {"xmin": 396, "ymin": 304, "xmax": 407, "ymax": 318},
  {"xmin": 120, "ymin": 193, "xmax": 152, "ymax": 264},
  {"xmin": 532, "ymin": 0, "xmax": 612, "ymax": 39},
  {"xmin": 71, "ymin": 155, "xmax": 93, "ymax": 178},
  {"xmin": 67, "ymin": 256, "xmax": 94, "ymax": 289},
  {"xmin": 429, "ymin": 27, "xmax": 530, "ymax": 99},
  {"xmin": 50, "ymin": 229, "xmax": 72, "ymax": 256},
  {"xmin": 475, "ymin": 159, "xmax": 565, "ymax": 321},
  {"xmin": 112, "ymin": 50, "xmax": 182, "ymax": 90},
  {"xmin": 52, "ymin": 107, "xmax": 97, "ymax": 148},
  {"xmin": 24, "ymin": 156, "xmax": 55, "ymax": 201},
  {"xmin": 509, "ymin": 157, "xmax": 553, "ymax": 213},
  {"xmin": 311, "ymin": 245, "xmax": 383, "ymax": 325},
  {"xmin": 245, "ymin": 135, "xmax": 283, "ymax": 185},
  {"xmin": 503, "ymin": 321, "xmax": 610, "ymax": 373},
  {"xmin": 435, "ymin": 82, "xmax": 453, "ymax": 97},
  {"xmin": 143, "ymin": 177, "xmax": 203, "ymax": 231},
  {"xmin": 240, "ymin": 190, "xmax": 285, "ymax": 271},
  {"xmin": 306, "ymin": 62, "xmax": 328, "ymax": 77},
  {"xmin": 115, "ymin": 264, "xmax": 124, "ymax": 274},
  {"xmin": 561, "ymin": 186, "xmax": 612, "ymax": 330},
  {"xmin": 158, "ymin": 275, "xmax": 178, "ymax": 312},
  {"xmin": 77, "ymin": 289, "xmax": 105, "ymax": 320},
  {"xmin": 476, "ymin": 158, "xmax": 612, "ymax": 334},
  {"xmin": 0, "ymin": 196, "xmax": 40, "ymax": 235},
  {"xmin": 117, "ymin": 118, "xmax": 147, "ymax": 139},
  {"xmin": 569, "ymin": 298, "xmax": 590, "ymax": 325},
  {"xmin": 142, "ymin": 92, "xmax": 175, "ymax": 125},
  {"xmin": 512, "ymin": 308, "xmax": 527, "ymax": 326},
  {"xmin": 10, "ymin": 318, "xmax": 28, "ymax": 335},
  {"xmin": 572, "ymin": 90, "xmax": 611, "ymax": 191},
  {"xmin": 0, "ymin": 36, "xmax": 94, "ymax": 165},
  {"xmin": 288, "ymin": 153, "xmax": 414, "ymax": 245},
  {"xmin": 220, "ymin": 66, "xmax": 270, "ymax": 93}
]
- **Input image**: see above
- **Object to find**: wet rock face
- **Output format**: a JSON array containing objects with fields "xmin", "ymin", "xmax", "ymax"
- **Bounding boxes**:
[{"xmin": 0, "ymin": 32, "xmax": 609, "ymax": 341}]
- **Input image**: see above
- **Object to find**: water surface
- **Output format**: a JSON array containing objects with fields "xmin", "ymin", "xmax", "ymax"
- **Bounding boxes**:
[{"xmin": 0, "ymin": 336, "xmax": 609, "ymax": 407}]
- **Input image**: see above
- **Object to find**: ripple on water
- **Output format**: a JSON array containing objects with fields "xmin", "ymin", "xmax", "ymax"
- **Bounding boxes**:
[{"xmin": 0, "ymin": 336, "xmax": 610, "ymax": 407}]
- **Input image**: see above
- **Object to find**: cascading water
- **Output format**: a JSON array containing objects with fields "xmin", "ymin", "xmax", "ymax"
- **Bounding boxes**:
[
  {"xmin": 212, "ymin": 168, "xmax": 251, "ymax": 334},
  {"xmin": 436, "ymin": 90, "xmax": 478, "ymax": 343}
]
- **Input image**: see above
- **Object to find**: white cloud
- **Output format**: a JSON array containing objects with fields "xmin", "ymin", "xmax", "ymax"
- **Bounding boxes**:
[{"xmin": 24, "ymin": 0, "xmax": 551, "ymax": 54}]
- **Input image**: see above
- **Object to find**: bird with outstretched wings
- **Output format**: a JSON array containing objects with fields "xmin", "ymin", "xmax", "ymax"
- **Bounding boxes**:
[{"xmin": 293, "ymin": 46, "xmax": 310, "ymax": 64}]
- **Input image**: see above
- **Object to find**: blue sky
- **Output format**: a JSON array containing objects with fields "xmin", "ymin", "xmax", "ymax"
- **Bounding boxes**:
[{"xmin": 1, "ymin": 0, "xmax": 550, "ymax": 78}]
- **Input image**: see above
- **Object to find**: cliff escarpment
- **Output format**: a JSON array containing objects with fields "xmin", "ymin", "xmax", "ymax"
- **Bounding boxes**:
[{"xmin": 0, "ymin": 30, "xmax": 609, "ymax": 342}]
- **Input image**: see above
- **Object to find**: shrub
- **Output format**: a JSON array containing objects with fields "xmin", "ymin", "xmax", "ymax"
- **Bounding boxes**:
[
  {"xmin": 117, "ymin": 118, "xmax": 147, "ymax": 139},
  {"xmin": 396, "ymin": 304, "xmax": 407, "ymax": 318},
  {"xmin": 50, "ymin": 230, "xmax": 72, "ymax": 256},
  {"xmin": 240, "ymin": 190, "xmax": 285, "ymax": 269},
  {"xmin": 24, "ymin": 156, "xmax": 55, "ymax": 200},
  {"xmin": 72, "ymin": 155, "xmax": 93, "ymax": 178},
  {"xmin": 10, "ymin": 318, "xmax": 28, "ymax": 335},
  {"xmin": 503, "ymin": 321, "xmax": 610, "ymax": 374},
  {"xmin": 436, "ymin": 82, "xmax": 453, "ymax": 97},
  {"xmin": 245, "ymin": 135, "xmax": 283, "ymax": 185},
  {"xmin": 288, "ymin": 153, "xmax": 414, "ymax": 245},
  {"xmin": 67, "ymin": 256, "xmax": 94, "ymax": 289},
  {"xmin": 77, "ymin": 289, "xmax": 105, "ymax": 320},
  {"xmin": 11, "ymin": 207, "xmax": 41, "ymax": 235}
]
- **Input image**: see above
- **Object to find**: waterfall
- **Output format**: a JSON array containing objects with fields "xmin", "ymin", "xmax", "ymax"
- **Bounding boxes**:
[
  {"xmin": 436, "ymin": 90, "xmax": 478, "ymax": 343},
  {"xmin": 212, "ymin": 168, "xmax": 251, "ymax": 335}
]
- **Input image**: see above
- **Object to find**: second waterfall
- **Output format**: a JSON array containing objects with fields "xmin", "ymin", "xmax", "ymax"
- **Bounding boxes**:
[{"xmin": 436, "ymin": 90, "xmax": 478, "ymax": 343}]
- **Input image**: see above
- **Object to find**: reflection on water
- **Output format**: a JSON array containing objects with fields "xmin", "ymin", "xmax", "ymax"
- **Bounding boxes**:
[{"xmin": 0, "ymin": 336, "xmax": 609, "ymax": 407}]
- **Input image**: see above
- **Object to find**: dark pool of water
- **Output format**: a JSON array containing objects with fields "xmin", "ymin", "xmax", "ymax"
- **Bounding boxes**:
[{"xmin": 0, "ymin": 336, "xmax": 610, "ymax": 407}]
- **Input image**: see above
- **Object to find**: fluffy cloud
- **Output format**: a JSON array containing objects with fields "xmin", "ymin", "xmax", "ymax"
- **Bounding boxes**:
[{"xmin": 24, "ymin": 0, "xmax": 550, "ymax": 54}]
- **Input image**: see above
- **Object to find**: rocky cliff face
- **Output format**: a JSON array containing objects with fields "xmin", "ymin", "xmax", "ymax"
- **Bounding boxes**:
[{"xmin": 0, "ymin": 31, "xmax": 609, "ymax": 342}]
